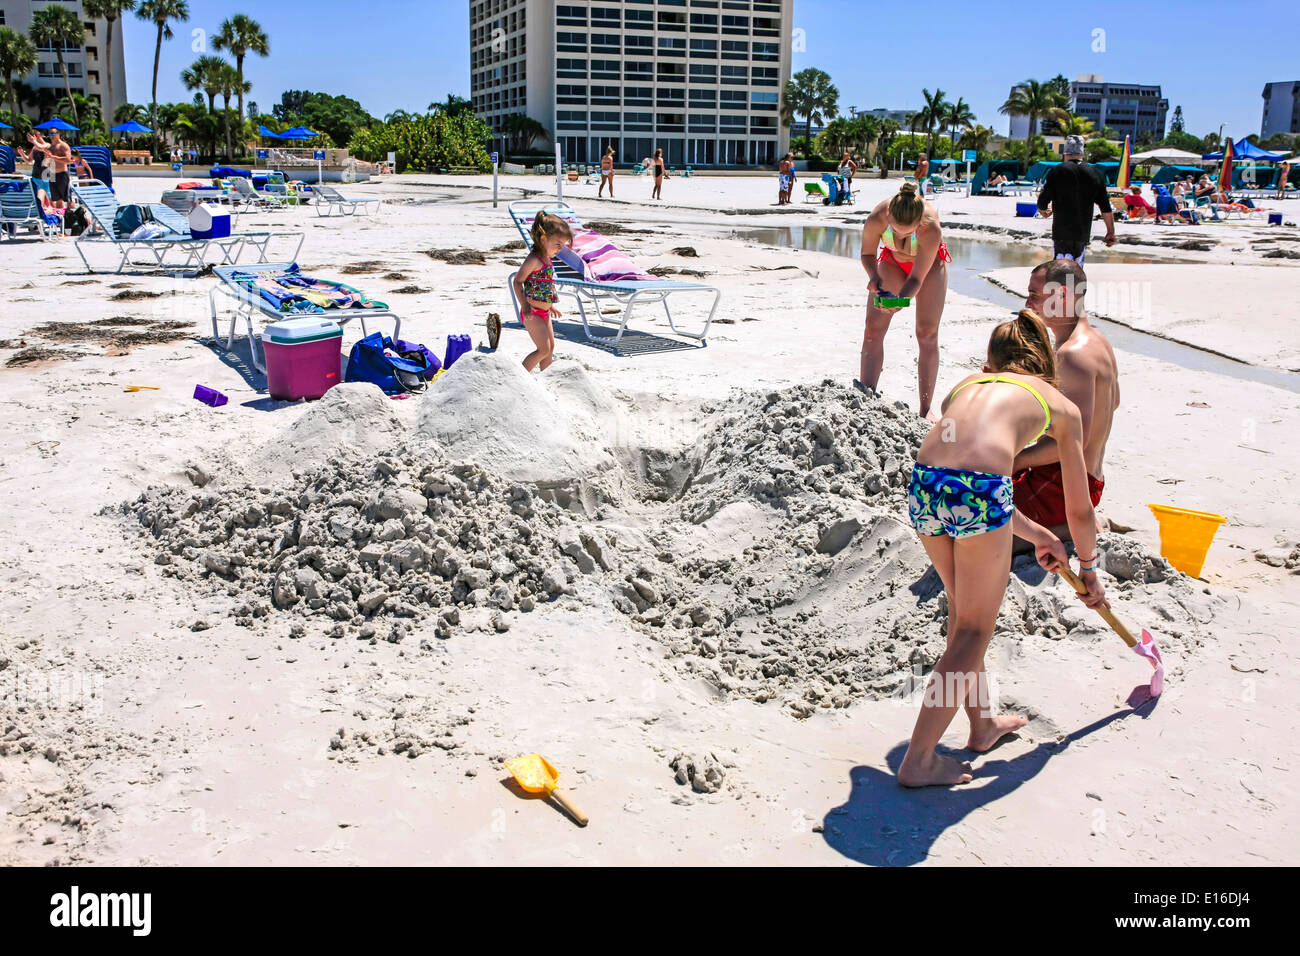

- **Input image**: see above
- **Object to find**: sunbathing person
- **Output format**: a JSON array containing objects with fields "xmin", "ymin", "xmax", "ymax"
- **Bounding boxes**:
[
  {"xmin": 987, "ymin": 173, "xmax": 1009, "ymax": 189},
  {"xmin": 1122, "ymin": 185, "xmax": 1157, "ymax": 221},
  {"xmin": 1015, "ymin": 259, "xmax": 1118, "ymax": 549},
  {"xmin": 511, "ymin": 211, "xmax": 573, "ymax": 373},
  {"xmin": 899, "ymin": 309, "xmax": 1105, "ymax": 787}
]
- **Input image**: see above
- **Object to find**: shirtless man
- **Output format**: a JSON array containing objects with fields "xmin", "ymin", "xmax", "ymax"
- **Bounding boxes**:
[
  {"xmin": 778, "ymin": 152, "xmax": 795, "ymax": 205},
  {"xmin": 1013, "ymin": 258, "xmax": 1119, "ymax": 550},
  {"xmin": 29, "ymin": 129, "xmax": 72, "ymax": 210},
  {"xmin": 598, "ymin": 145, "xmax": 615, "ymax": 198}
]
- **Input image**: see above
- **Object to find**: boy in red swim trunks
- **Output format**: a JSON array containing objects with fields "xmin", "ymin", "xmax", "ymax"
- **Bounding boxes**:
[{"xmin": 1014, "ymin": 258, "xmax": 1119, "ymax": 546}]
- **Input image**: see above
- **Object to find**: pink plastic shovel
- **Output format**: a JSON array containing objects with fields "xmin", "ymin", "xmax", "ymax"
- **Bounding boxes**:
[{"xmin": 1057, "ymin": 564, "xmax": 1165, "ymax": 697}]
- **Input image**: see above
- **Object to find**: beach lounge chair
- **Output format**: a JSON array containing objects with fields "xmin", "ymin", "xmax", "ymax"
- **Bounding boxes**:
[
  {"xmin": 506, "ymin": 199, "xmax": 720, "ymax": 348},
  {"xmin": 804, "ymin": 181, "xmax": 829, "ymax": 202},
  {"xmin": 0, "ymin": 179, "xmax": 60, "ymax": 240},
  {"xmin": 71, "ymin": 180, "xmax": 303, "ymax": 275},
  {"xmin": 209, "ymin": 262, "xmax": 402, "ymax": 373},
  {"xmin": 232, "ymin": 177, "xmax": 290, "ymax": 210},
  {"xmin": 312, "ymin": 183, "xmax": 382, "ymax": 217}
]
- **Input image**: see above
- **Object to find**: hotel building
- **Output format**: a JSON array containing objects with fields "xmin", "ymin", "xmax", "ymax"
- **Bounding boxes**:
[{"xmin": 469, "ymin": 0, "xmax": 793, "ymax": 166}]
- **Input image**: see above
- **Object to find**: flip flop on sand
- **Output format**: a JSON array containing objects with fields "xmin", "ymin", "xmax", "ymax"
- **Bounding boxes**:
[{"xmin": 486, "ymin": 312, "xmax": 502, "ymax": 350}]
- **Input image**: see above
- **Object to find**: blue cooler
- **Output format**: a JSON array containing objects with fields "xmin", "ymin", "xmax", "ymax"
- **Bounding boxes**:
[
  {"xmin": 189, "ymin": 203, "xmax": 231, "ymax": 239},
  {"xmin": 1015, "ymin": 202, "xmax": 1038, "ymax": 217},
  {"xmin": 1268, "ymin": 212, "xmax": 1283, "ymax": 226}
]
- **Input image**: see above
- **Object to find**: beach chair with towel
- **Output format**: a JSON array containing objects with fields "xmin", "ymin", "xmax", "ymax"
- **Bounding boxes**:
[
  {"xmin": 71, "ymin": 180, "xmax": 303, "ymax": 275},
  {"xmin": 506, "ymin": 200, "xmax": 720, "ymax": 348},
  {"xmin": 1, "ymin": 179, "xmax": 61, "ymax": 239},
  {"xmin": 209, "ymin": 262, "xmax": 402, "ymax": 373},
  {"xmin": 312, "ymin": 183, "xmax": 383, "ymax": 217},
  {"xmin": 232, "ymin": 177, "xmax": 291, "ymax": 210}
]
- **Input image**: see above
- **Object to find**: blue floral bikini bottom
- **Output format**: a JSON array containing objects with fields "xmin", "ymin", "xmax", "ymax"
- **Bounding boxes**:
[{"xmin": 907, "ymin": 464, "xmax": 1015, "ymax": 538}]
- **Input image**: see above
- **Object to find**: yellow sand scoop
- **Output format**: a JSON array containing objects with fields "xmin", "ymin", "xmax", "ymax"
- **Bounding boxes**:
[{"xmin": 505, "ymin": 753, "xmax": 588, "ymax": 827}]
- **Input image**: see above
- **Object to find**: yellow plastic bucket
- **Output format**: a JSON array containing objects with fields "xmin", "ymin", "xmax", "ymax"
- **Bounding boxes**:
[{"xmin": 1148, "ymin": 505, "xmax": 1226, "ymax": 578}]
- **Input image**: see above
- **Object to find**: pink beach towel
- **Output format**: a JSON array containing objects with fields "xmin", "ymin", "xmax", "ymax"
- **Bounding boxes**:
[{"xmin": 563, "ymin": 228, "xmax": 656, "ymax": 282}]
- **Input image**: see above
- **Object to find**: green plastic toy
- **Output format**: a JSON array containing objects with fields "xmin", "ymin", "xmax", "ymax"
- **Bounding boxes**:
[{"xmin": 874, "ymin": 295, "xmax": 911, "ymax": 309}]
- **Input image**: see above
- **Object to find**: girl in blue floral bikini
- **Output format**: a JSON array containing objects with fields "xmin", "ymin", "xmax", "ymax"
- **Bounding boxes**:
[
  {"xmin": 511, "ymin": 211, "xmax": 574, "ymax": 372},
  {"xmin": 899, "ymin": 310, "xmax": 1108, "ymax": 788}
]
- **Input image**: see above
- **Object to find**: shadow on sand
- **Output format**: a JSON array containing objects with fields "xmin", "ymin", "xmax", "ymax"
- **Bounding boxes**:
[
  {"xmin": 823, "ymin": 701, "xmax": 1158, "ymax": 866},
  {"xmin": 504, "ymin": 317, "xmax": 701, "ymax": 358}
]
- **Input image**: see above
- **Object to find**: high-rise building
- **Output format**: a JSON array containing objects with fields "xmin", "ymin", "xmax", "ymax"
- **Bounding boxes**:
[
  {"xmin": 2, "ymin": 1, "xmax": 129, "ymax": 124},
  {"xmin": 1069, "ymin": 75, "xmax": 1167, "ymax": 140},
  {"xmin": 1261, "ymin": 81, "xmax": 1299, "ymax": 138},
  {"xmin": 469, "ymin": 0, "xmax": 793, "ymax": 167}
]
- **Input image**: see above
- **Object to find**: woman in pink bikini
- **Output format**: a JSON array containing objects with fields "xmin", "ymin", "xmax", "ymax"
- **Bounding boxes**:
[
  {"xmin": 511, "ymin": 211, "xmax": 573, "ymax": 372},
  {"xmin": 858, "ymin": 181, "xmax": 953, "ymax": 422}
]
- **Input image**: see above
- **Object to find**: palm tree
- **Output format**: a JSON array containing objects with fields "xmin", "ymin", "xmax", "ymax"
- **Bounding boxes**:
[
  {"xmin": 137, "ymin": 0, "xmax": 190, "ymax": 150},
  {"xmin": 429, "ymin": 93, "xmax": 472, "ymax": 116},
  {"xmin": 217, "ymin": 61, "xmax": 248, "ymax": 159},
  {"xmin": 1045, "ymin": 109, "xmax": 1094, "ymax": 138},
  {"xmin": 181, "ymin": 56, "xmax": 226, "ymax": 158},
  {"xmin": 113, "ymin": 101, "xmax": 148, "ymax": 125},
  {"xmin": 958, "ymin": 124, "xmax": 994, "ymax": 158},
  {"xmin": 781, "ymin": 67, "xmax": 838, "ymax": 157},
  {"xmin": 211, "ymin": 14, "xmax": 268, "ymax": 134},
  {"xmin": 942, "ymin": 97, "xmax": 975, "ymax": 153},
  {"xmin": 83, "ymin": 1, "xmax": 135, "ymax": 123},
  {"xmin": 502, "ymin": 113, "xmax": 545, "ymax": 153},
  {"xmin": 0, "ymin": 26, "xmax": 38, "ymax": 118},
  {"xmin": 875, "ymin": 117, "xmax": 900, "ymax": 172},
  {"xmin": 29, "ymin": 4, "xmax": 85, "ymax": 126},
  {"xmin": 1000, "ymin": 79, "xmax": 1062, "ymax": 172},
  {"xmin": 919, "ymin": 87, "xmax": 949, "ymax": 156}
]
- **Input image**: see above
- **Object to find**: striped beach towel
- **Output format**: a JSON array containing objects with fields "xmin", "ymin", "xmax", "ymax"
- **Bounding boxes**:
[{"xmin": 566, "ymin": 228, "xmax": 655, "ymax": 282}]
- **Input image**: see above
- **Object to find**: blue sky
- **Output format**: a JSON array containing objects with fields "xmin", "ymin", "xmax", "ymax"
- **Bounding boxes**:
[{"xmin": 120, "ymin": 0, "xmax": 1289, "ymax": 137}]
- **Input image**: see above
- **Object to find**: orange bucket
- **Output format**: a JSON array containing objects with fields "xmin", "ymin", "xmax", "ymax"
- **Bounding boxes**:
[{"xmin": 1148, "ymin": 505, "xmax": 1226, "ymax": 578}]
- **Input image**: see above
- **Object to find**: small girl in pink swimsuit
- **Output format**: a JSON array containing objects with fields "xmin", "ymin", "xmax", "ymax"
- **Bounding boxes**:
[{"xmin": 511, "ymin": 211, "xmax": 573, "ymax": 372}]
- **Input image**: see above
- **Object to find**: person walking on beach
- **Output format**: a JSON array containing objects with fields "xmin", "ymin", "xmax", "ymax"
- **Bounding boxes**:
[
  {"xmin": 599, "ymin": 146, "xmax": 615, "ymax": 198},
  {"xmin": 899, "ymin": 310, "xmax": 1106, "ymax": 787},
  {"xmin": 838, "ymin": 152, "xmax": 857, "ymax": 201},
  {"xmin": 28, "ymin": 129, "xmax": 72, "ymax": 211},
  {"xmin": 1015, "ymin": 259, "xmax": 1119, "ymax": 547},
  {"xmin": 1277, "ymin": 162, "xmax": 1291, "ymax": 200},
  {"xmin": 778, "ymin": 152, "xmax": 796, "ymax": 205},
  {"xmin": 651, "ymin": 148, "xmax": 665, "ymax": 200},
  {"xmin": 916, "ymin": 152, "xmax": 929, "ymax": 195},
  {"xmin": 858, "ymin": 181, "xmax": 952, "ymax": 422},
  {"xmin": 1036, "ymin": 135, "xmax": 1115, "ymax": 262},
  {"xmin": 512, "ymin": 211, "xmax": 572, "ymax": 373}
]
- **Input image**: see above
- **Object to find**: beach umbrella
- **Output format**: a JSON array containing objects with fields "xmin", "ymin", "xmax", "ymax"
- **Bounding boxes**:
[
  {"xmin": 34, "ymin": 118, "xmax": 79, "ymax": 131},
  {"xmin": 279, "ymin": 126, "xmax": 320, "ymax": 140},
  {"xmin": 1129, "ymin": 147, "xmax": 1205, "ymax": 165},
  {"xmin": 1217, "ymin": 137, "xmax": 1234, "ymax": 191},
  {"xmin": 110, "ymin": 120, "xmax": 152, "ymax": 134},
  {"xmin": 257, "ymin": 125, "xmax": 283, "ymax": 138},
  {"xmin": 1116, "ymin": 135, "xmax": 1132, "ymax": 190},
  {"xmin": 0, "ymin": 121, "xmax": 11, "ymax": 129}
]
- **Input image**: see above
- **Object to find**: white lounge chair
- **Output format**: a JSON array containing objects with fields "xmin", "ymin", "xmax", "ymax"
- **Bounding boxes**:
[
  {"xmin": 0, "ymin": 179, "xmax": 59, "ymax": 240},
  {"xmin": 312, "ymin": 183, "xmax": 383, "ymax": 217},
  {"xmin": 72, "ymin": 181, "xmax": 302, "ymax": 276},
  {"xmin": 208, "ymin": 262, "xmax": 402, "ymax": 373},
  {"xmin": 232, "ymin": 177, "xmax": 291, "ymax": 210},
  {"xmin": 505, "ymin": 199, "xmax": 720, "ymax": 348}
]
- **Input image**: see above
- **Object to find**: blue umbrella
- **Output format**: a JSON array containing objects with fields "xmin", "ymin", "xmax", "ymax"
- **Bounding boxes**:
[
  {"xmin": 34, "ymin": 118, "xmax": 80, "ymax": 131},
  {"xmin": 110, "ymin": 120, "xmax": 153, "ymax": 134},
  {"xmin": 0, "ymin": 121, "xmax": 12, "ymax": 130},
  {"xmin": 257, "ymin": 125, "xmax": 283, "ymax": 138},
  {"xmin": 279, "ymin": 126, "xmax": 321, "ymax": 140}
]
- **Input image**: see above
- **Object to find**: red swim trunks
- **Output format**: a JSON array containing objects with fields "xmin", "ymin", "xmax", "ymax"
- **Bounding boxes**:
[
  {"xmin": 878, "ymin": 242, "xmax": 953, "ymax": 275},
  {"xmin": 1013, "ymin": 462, "xmax": 1104, "ymax": 528}
]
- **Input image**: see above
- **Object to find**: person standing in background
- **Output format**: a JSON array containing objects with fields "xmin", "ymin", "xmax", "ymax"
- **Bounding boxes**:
[{"xmin": 1036, "ymin": 135, "xmax": 1115, "ymax": 262}]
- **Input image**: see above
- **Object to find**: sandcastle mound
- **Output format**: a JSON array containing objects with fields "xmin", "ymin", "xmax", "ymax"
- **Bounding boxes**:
[{"xmin": 122, "ymin": 380, "xmax": 1213, "ymax": 716}]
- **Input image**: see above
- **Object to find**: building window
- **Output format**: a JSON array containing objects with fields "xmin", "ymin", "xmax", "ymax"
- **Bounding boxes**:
[
  {"xmin": 591, "ymin": 32, "xmax": 619, "ymax": 53},
  {"xmin": 658, "ymin": 36, "xmax": 685, "ymax": 55},
  {"xmin": 624, "ymin": 8, "xmax": 653, "ymax": 27},
  {"xmin": 591, "ymin": 59, "xmax": 619, "ymax": 79},
  {"xmin": 625, "ymin": 34, "xmax": 652, "ymax": 52},
  {"xmin": 689, "ymin": 13, "xmax": 718, "ymax": 30},
  {"xmin": 557, "ymin": 84, "xmax": 588, "ymax": 104},
  {"xmin": 556, "ymin": 32, "xmax": 587, "ymax": 51},
  {"xmin": 556, "ymin": 5, "xmax": 587, "ymax": 25},
  {"xmin": 752, "ymin": 41, "xmax": 779, "ymax": 61},
  {"xmin": 688, "ymin": 114, "xmax": 717, "ymax": 132},
  {"xmin": 688, "ymin": 63, "xmax": 717, "ymax": 80},
  {"xmin": 625, "ymin": 86, "xmax": 652, "ymax": 106},
  {"xmin": 721, "ymin": 40, "xmax": 748, "ymax": 59},
  {"xmin": 557, "ymin": 58, "xmax": 587, "ymax": 78},
  {"xmin": 720, "ymin": 90, "xmax": 747, "ymax": 107},
  {"xmin": 689, "ymin": 38, "xmax": 717, "ymax": 56},
  {"xmin": 721, "ymin": 14, "xmax": 749, "ymax": 33},
  {"xmin": 721, "ymin": 65, "xmax": 747, "ymax": 84},
  {"xmin": 557, "ymin": 111, "xmax": 588, "ymax": 129}
]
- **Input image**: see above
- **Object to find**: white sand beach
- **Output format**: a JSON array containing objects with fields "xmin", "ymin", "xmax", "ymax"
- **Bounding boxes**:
[{"xmin": 1, "ymin": 171, "xmax": 1296, "ymax": 866}]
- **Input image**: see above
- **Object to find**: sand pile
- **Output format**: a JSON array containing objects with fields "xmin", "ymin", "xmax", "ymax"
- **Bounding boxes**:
[
  {"xmin": 127, "ymin": 446, "xmax": 625, "ymax": 639},
  {"xmin": 416, "ymin": 352, "xmax": 616, "ymax": 485},
  {"xmin": 121, "ymin": 378, "xmax": 1214, "ymax": 718}
]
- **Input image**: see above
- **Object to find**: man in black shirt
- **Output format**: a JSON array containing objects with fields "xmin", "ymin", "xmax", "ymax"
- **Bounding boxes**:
[{"xmin": 1036, "ymin": 136, "xmax": 1115, "ymax": 262}]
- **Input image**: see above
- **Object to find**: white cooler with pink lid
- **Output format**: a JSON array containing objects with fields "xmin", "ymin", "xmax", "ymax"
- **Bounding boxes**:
[{"xmin": 261, "ymin": 317, "xmax": 342, "ymax": 400}]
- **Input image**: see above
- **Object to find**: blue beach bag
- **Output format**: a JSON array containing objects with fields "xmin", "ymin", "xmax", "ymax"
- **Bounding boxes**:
[{"xmin": 344, "ymin": 332, "xmax": 429, "ymax": 395}]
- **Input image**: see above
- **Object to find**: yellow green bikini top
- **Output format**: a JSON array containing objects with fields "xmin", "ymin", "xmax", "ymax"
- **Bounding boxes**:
[
  {"xmin": 880, "ymin": 225, "xmax": 917, "ymax": 254},
  {"xmin": 949, "ymin": 374, "xmax": 1052, "ymax": 442}
]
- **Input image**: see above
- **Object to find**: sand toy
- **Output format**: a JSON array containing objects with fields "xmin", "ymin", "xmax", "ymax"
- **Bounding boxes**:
[
  {"xmin": 1149, "ymin": 504, "xmax": 1225, "ymax": 578},
  {"xmin": 875, "ymin": 295, "xmax": 911, "ymax": 309},
  {"xmin": 505, "ymin": 753, "xmax": 588, "ymax": 827},
  {"xmin": 1056, "ymin": 563, "xmax": 1164, "ymax": 697}
]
